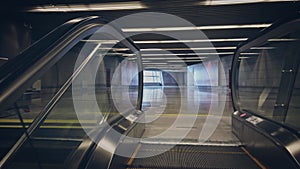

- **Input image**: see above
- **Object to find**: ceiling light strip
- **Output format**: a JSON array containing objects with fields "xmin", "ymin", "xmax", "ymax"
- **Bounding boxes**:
[
  {"xmin": 143, "ymin": 63, "xmax": 168, "ymax": 65},
  {"xmin": 141, "ymin": 52, "xmax": 234, "ymax": 56},
  {"xmin": 268, "ymin": 38, "xmax": 298, "ymax": 42},
  {"xmin": 81, "ymin": 39, "xmax": 119, "ymax": 44},
  {"xmin": 0, "ymin": 57, "xmax": 8, "ymax": 61},
  {"xmin": 140, "ymin": 47, "xmax": 236, "ymax": 51},
  {"xmin": 143, "ymin": 57, "xmax": 205, "ymax": 60},
  {"xmin": 27, "ymin": 1, "xmax": 146, "ymax": 12},
  {"xmin": 122, "ymin": 24, "xmax": 270, "ymax": 32},
  {"xmin": 167, "ymin": 60, "xmax": 202, "ymax": 62},
  {"xmin": 200, "ymin": 0, "xmax": 295, "ymax": 6},
  {"xmin": 134, "ymin": 38, "xmax": 247, "ymax": 44}
]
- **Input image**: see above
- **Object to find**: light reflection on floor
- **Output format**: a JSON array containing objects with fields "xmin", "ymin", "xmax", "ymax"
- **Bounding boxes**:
[
  {"xmin": 141, "ymin": 86, "xmax": 239, "ymax": 144},
  {"xmin": 0, "ymin": 85, "xmax": 239, "ymax": 145}
]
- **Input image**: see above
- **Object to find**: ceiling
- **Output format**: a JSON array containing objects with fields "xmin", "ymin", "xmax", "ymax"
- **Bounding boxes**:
[{"xmin": 4, "ymin": 0, "xmax": 300, "ymax": 70}]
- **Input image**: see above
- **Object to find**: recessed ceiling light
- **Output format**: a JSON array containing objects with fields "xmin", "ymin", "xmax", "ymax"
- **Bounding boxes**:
[
  {"xmin": 140, "ymin": 47, "xmax": 236, "ymax": 51},
  {"xmin": 82, "ymin": 38, "xmax": 246, "ymax": 44},
  {"xmin": 99, "ymin": 48, "xmax": 130, "ymax": 51},
  {"xmin": 199, "ymin": 0, "xmax": 295, "ymax": 6},
  {"xmin": 240, "ymin": 53, "xmax": 260, "ymax": 55},
  {"xmin": 141, "ymin": 52, "xmax": 234, "ymax": 56},
  {"xmin": 123, "ymin": 24, "xmax": 270, "ymax": 32},
  {"xmin": 268, "ymin": 38, "xmax": 298, "ymax": 42},
  {"xmin": 134, "ymin": 38, "xmax": 247, "ymax": 44},
  {"xmin": 250, "ymin": 47, "xmax": 275, "ymax": 50},
  {"xmin": 81, "ymin": 40, "xmax": 119, "ymax": 44},
  {"xmin": 143, "ymin": 57, "xmax": 206, "ymax": 60},
  {"xmin": 143, "ymin": 63, "xmax": 168, "ymax": 65},
  {"xmin": 122, "ymin": 54, "xmax": 137, "ymax": 57},
  {"xmin": 0, "ymin": 57, "xmax": 8, "ymax": 61},
  {"xmin": 167, "ymin": 60, "xmax": 202, "ymax": 62},
  {"xmin": 27, "ymin": 1, "xmax": 146, "ymax": 12},
  {"xmin": 239, "ymin": 57, "xmax": 251, "ymax": 59}
]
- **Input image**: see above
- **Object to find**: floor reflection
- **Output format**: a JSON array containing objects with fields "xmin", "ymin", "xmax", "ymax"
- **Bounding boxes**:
[{"xmin": 141, "ymin": 86, "xmax": 238, "ymax": 144}]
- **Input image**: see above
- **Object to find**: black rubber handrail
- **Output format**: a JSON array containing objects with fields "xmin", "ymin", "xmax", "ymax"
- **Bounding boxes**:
[
  {"xmin": 65, "ymin": 108, "xmax": 138, "ymax": 169},
  {"xmin": 230, "ymin": 12, "xmax": 300, "ymax": 168},
  {"xmin": 0, "ymin": 15, "xmax": 143, "ymax": 169},
  {"xmin": 0, "ymin": 16, "xmax": 106, "ymax": 111},
  {"xmin": 0, "ymin": 16, "xmax": 105, "ymax": 169}
]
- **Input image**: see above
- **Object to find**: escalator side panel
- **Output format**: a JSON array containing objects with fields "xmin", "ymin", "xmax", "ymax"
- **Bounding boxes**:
[{"xmin": 233, "ymin": 112, "xmax": 300, "ymax": 169}]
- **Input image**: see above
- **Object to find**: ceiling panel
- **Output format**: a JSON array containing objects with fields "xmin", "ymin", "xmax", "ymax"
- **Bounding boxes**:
[{"xmin": 4, "ymin": 0, "xmax": 299, "ymax": 67}]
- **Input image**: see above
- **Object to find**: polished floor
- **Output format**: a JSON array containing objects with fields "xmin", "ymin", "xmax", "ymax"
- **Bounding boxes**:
[
  {"xmin": 141, "ymin": 86, "xmax": 238, "ymax": 144},
  {"xmin": 0, "ymin": 85, "xmax": 239, "ymax": 168},
  {"xmin": 0, "ymin": 86, "xmax": 238, "ymax": 145}
]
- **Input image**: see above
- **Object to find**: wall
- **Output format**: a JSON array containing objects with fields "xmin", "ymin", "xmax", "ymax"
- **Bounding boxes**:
[
  {"xmin": 188, "ymin": 59, "xmax": 219, "ymax": 87},
  {"xmin": 187, "ymin": 55, "xmax": 233, "ymax": 88},
  {"xmin": 162, "ymin": 71, "xmax": 186, "ymax": 86},
  {"xmin": 0, "ymin": 14, "xmax": 31, "ymax": 59},
  {"xmin": 220, "ymin": 55, "xmax": 233, "ymax": 88}
]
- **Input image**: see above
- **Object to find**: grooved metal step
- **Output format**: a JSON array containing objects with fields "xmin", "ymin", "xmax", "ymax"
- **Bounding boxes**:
[{"xmin": 127, "ymin": 144, "xmax": 262, "ymax": 169}]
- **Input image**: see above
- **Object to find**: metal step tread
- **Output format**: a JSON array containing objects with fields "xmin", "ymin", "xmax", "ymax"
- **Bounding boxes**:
[{"xmin": 127, "ymin": 144, "xmax": 261, "ymax": 169}]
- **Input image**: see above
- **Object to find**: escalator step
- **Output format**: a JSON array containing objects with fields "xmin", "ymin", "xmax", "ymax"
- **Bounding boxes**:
[{"xmin": 127, "ymin": 144, "xmax": 261, "ymax": 169}]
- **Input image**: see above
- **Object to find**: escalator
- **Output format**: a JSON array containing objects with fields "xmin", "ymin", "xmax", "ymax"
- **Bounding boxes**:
[
  {"xmin": 125, "ymin": 144, "xmax": 262, "ymax": 169},
  {"xmin": 1, "ymin": 13, "xmax": 300, "ymax": 169},
  {"xmin": 0, "ymin": 16, "xmax": 143, "ymax": 169},
  {"xmin": 95, "ymin": 13, "xmax": 300, "ymax": 169}
]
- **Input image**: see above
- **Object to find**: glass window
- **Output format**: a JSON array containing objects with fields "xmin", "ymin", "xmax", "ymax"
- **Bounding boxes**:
[
  {"xmin": 144, "ymin": 70, "xmax": 163, "ymax": 86},
  {"xmin": 283, "ymin": 31, "xmax": 300, "ymax": 130},
  {"xmin": 237, "ymin": 35, "xmax": 297, "ymax": 119},
  {"xmin": 285, "ymin": 67, "xmax": 300, "ymax": 130}
]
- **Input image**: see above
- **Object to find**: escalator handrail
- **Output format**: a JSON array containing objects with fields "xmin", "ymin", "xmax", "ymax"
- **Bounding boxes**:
[
  {"xmin": 0, "ymin": 15, "xmax": 142, "ymax": 169},
  {"xmin": 65, "ymin": 108, "xmax": 138, "ymax": 169},
  {"xmin": 230, "ymin": 12, "xmax": 300, "ymax": 168},
  {"xmin": 0, "ymin": 16, "xmax": 104, "ymax": 110},
  {"xmin": 0, "ymin": 16, "xmax": 105, "ymax": 169}
]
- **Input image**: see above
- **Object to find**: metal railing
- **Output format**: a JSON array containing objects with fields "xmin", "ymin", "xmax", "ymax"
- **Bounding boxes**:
[{"xmin": 0, "ymin": 16, "xmax": 143, "ymax": 169}]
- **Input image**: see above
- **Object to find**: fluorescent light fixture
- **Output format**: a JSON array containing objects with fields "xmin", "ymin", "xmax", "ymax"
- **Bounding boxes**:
[
  {"xmin": 143, "ymin": 63, "xmax": 168, "ymax": 65},
  {"xmin": 140, "ymin": 47, "xmax": 236, "ymax": 51},
  {"xmin": 239, "ymin": 57, "xmax": 251, "ymax": 59},
  {"xmin": 83, "ymin": 38, "xmax": 246, "ymax": 44},
  {"xmin": 143, "ymin": 57, "xmax": 206, "ymax": 60},
  {"xmin": 141, "ymin": 52, "xmax": 234, "ymax": 56},
  {"xmin": 199, "ymin": 0, "xmax": 295, "ymax": 6},
  {"xmin": 145, "ymin": 66, "xmax": 186, "ymax": 69},
  {"xmin": 104, "ymin": 53, "xmax": 136, "ymax": 57},
  {"xmin": 105, "ymin": 53, "xmax": 124, "ymax": 55},
  {"xmin": 240, "ymin": 53, "xmax": 260, "ymax": 55},
  {"xmin": 0, "ymin": 57, "xmax": 8, "ymax": 61},
  {"xmin": 250, "ymin": 47, "xmax": 275, "ymax": 50},
  {"xmin": 27, "ymin": 1, "xmax": 146, "ymax": 12},
  {"xmin": 123, "ymin": 54, "xmax": 137, "ymax": 57},
  {"xmin": 268, "ymin": 38, "xmax": 298, "ymax": 42},
  {"xmin": 145, "ymin": 65, "xmax": 186, "ymax": 67},
  {"xmin": 134, "ymin": 38, "xmax": 247, "ymax": 44},
  {"xmin": 123, "ymin": 24, "xmax": 270, "ymax": 32},
  {"xmin": 168, "ymin": 60, "xmax": 202, "ymax": 62},
  {"xmin": 81, "ymin": 40, "xmax": 119, "ymax": 44},
  {"xmin": 143, "ymin": 58, "xmax": 177, "ymax": 60},
  {"xmin": 99, "ymin": 48, "xmax": 130, "ymax": 51}
]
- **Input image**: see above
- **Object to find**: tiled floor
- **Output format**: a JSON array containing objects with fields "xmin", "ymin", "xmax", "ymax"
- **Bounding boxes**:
[{"xmin": 141, "ymin": 86, "xmax": 239, "ymax": 144}]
